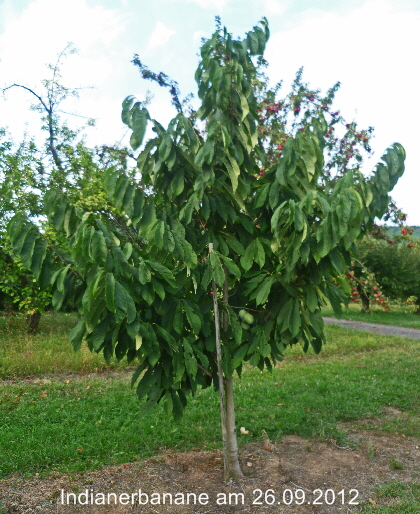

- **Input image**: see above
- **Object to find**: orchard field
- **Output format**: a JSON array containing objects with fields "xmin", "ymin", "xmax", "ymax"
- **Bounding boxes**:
[{"xmin": 1, "ymin": 16, "xmax": 420, "ymax": 514}]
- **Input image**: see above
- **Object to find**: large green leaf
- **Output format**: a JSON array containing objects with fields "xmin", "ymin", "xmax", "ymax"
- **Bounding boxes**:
[
  {"xmin": 209, "ymin": 250, "xmax": 225, "ymax": 287},
  {"xmin": 289, "ymin": 300, "xmax": 301, "ymax": 337},
  {"xmin": 69, "ymin": 319, "xmax": 87, "ymax": 351},
  {"xmin": 130, "ymin": 104, "xmax": 149, "ymax": 150},
  {"xmin": 105, "ymin": 273, "xmax": 116, "ymax": 313},
  {"xmin": 91, "ymin": 231, "xmax": 107, "ymax": 266},
  {"xmin": 183, "ymin": 300, "xmax": 202, "ymax": 334}
]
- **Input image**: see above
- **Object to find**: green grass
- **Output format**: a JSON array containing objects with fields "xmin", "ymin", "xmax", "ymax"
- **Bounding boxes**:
[
  {"xmin": 0, "ymin": 312, "xmax": 129, "ymax": 377},
  {"xmin": 358, "ymin": 482, "xmax": 420, "ymax": 513},
  {"xmin": 322, "ymin": 302, "xmax": 420, "ymax": 329},
  {"xmin": 1, "ymin": 319, "xmax": 420, "ymax": 479}
]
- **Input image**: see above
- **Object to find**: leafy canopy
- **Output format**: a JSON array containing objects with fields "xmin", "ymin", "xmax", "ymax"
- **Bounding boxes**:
[{"xmin": 8, "ymin": 18, "xmax": 405, "ymax": 420}]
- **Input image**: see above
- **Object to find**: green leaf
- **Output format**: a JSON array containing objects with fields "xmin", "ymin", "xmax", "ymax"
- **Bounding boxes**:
[
  {"xmin": 171, "ymin": 390, "xmax": 185, "ymax": 422},
  {"xmin": 209, "ymin": 251, "xmax": 225, "ymax": 287},
  {"xmin": 225, "ymin": 236, "xmax": 245, "ymax": 256},
  {"xmin": 69, "ymin": 319, "xmax": 86, "ymax": 351},
  {"xmin": 126, "ymin": 290, "xmax": 137, "ymax": 324},
  {"xmin": 306, "ymin": 287, "xmax": 318, "ymax": 313},
  {"xmin": 121, "ymin": 96, "xmax": 135, "ymax": 125},
  {"xmin": 240, "ymin": 240, "xmax": 256, "ymax": 271},
  {"xmin": 132, "ymin": 191, "xmax": 145, "ymax": 226},
  {"xmin": 301, "ymin": 138, "xmax": 317, "ymax": 179},
  {"xmin": 151, "ymin": 220, "xmax": 165, "ymax": 249},
  {"xmin": 152, "ymin": 278, "xmax": 166, "ymax": 300},
  {"xmin": 19, "ymin": 229, "xmax": 38, "ymax": 269},
  {"xmin": 91, "ymin": 231, "xmax": 107, "ymax": 266},
  {"xmin": 226, "ymin": 154, "xmax": 241, "ymax": 193},
  {"xmin": 315, "ymin": 218, "xmax": 332, "ymax": 260},
  {"xmin": 289, "ymin": 300, "xmax": 301, "ymax": 337},
  {"xmin": 140, "ymin": 284, "xmax": 155, "ymax": 306},
  {"xmin": 219, "ymin": 254, "xmax": 241, "ymax": 278},
  {"xmin": 183, "ymin": 340, "xmax": 198, "ymax": 377},
  {"xmin": 114, "ymin": 176, "xmax": 129, "ymax": 210},
  {"xmin": 255, "ymin": 239, "xmax": 265, "ymax": 268},
  {"xmin": 173, "ymin": 302, "xmax": 183, "ymax": 335},
  {"xmin": 239, "ymin": 92, "xmax": 249, "ymax": 121},
  {"xmin": 139, "ymin": 202, "xmax": 157, "ymax": 235},
  {"xmin": 89, "ymin": 318, "xmax": 109, "ymax": 351},
  {"xmin": 130, "ymin": 105, "xmax": 148, "ymax": 150},
  {"xmin": 82, "ymin": 225, "xmax": 95, "ymax": 261},
  {"xmin": 114, "ymin": 281, "xmax": 128, "ymax": 323},
  {"xmin": 254, "ymin": 182, "xmax": 270, "ymax": 209},
  {"xmin": 255, "ymin": 276, "xmax": 274, "ymax": 305},
  {"xmin": 147, "ymin": 261, "xmax": 176, "ymax": 287},
  {"xmin": 159, "ymin": 134, "xmax": 173, "ymax": 162},
  {"xmin": 105, "ymin": 273, "xmax": 116, "ymax": 313},
  {"xmin": 183, "ymin": 300, "xmax": 202, "ymax": 334},
  {"xmin": 30, "ymin": 239, "xmax": 48, "ymax": 279},
  {"xmin": 56, "ymin": 264, "xmax": 71, "ymax": 293},
  {"xmin": 10, "ymin": 219, "xmax": 33, "ymax": 255},
  {"xmin": 231, "ymin": 344, "xmax": 249, "ymax": 369},
  {"xmin": 138, "ymin": 261, "xmax": 151, "ymax": 284},
  {"xmin": 277, "ymin": 298, "xmax": 293, "ymax": 333},
  {"xmin": 171, "ymin": 169, "xmax": 184, "ymax": 197},
  {"xmin": 247, "ymin": 31, "xmax": 259, "ymax": 54}
]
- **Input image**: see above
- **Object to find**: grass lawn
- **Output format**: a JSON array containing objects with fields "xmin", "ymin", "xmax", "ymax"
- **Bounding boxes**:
[
  {"xmin": 1, "ymin": 312, "xmax": 419, "ymax": 512},
  {"xmin": 322, "ymin": 302, "xmax": 420, "ymax": 329},
  {"xmin": 358, "ymin": 482, "xmax": 420, "ymax": 513},
  {"xmin": 0, "ymin": 312, "xmax": 129, "ymax": 377}
]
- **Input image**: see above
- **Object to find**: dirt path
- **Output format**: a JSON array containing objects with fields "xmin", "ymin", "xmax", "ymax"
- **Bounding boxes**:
[{"xmin": 323, "ymin": 317, "xmax": 420, "ymax": 339}]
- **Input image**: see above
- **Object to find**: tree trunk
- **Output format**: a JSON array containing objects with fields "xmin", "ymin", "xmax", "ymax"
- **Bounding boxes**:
[
  {"xmin": 209, "ymin": 243, "xmax": 243, "ymax": 480},
  {"xmin": 26, "ymin": 311, "xmax": 41, "ymax": 334},
  {"xmin": 361, "ymin": 294, "xmax": 370, "ymax": 313},
  {"xmin": 224, "ymin": 376, "xmax": 243, "ymax": 477}
]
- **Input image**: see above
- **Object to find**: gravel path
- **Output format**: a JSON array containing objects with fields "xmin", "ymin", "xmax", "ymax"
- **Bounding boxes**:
[{"xmin": 323, "ymin": 317, "xmax": 420, "ymax": 340}]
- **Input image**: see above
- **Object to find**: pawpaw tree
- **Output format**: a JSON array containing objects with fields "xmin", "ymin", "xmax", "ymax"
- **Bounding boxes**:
[{"xmin": 8, "ymin": 18, "xmax": 405, "ymax": 479}]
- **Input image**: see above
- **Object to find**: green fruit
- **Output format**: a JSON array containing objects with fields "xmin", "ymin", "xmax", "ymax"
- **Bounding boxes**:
[
  {"xmin": 238, "ymin": 309, "xmax": 246, "ymax": 319},
  {"xmin": 241, "ymin": 322, "xmax": 250, "ymax": 330},
  {"xmin": 243, "ymin": 312, "xmax": 254, "ymax": 324}
]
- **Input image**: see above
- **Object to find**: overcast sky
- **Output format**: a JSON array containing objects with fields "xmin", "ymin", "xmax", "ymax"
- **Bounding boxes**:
[{"xmin": 1, "ymin": 0, "xmax": 419, "ymax": 224}]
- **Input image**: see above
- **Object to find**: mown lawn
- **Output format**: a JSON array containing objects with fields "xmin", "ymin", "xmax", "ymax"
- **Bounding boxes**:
[
  {"xmin": 1, "ymin": 312, "xmax": 419, "ymax": 512},
  {"xmin": 1, "ymin": 314, "xmax": 420, "ymax": 477},
  {"xmin": 322, "ymin": 302, "xmax": 420, "ymax": 329},
  {"xmin": 0, "ymin": 312, "xmax": 129, "ymax": 377}
]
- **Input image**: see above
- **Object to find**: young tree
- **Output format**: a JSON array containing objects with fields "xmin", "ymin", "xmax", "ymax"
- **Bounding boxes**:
[{"xmin": 8, "ymin": 19, "xmax": 405, "ymax": 478}]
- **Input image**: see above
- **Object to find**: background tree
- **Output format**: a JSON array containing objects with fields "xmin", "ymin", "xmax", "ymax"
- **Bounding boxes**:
[
  {"xmin": 1, "ymin": 47, "xmax": 138, "ymax": 331},
  {"xmin": 8, "ymin": 19, "xmax": 405, "ymax": 479},
  {"xmin": 0, "ymin": 129, "xmax": 52, "ymax": 330},
  {"xmin": 354, "ymin": 234, "xmax": 420, "ymax": 312}
]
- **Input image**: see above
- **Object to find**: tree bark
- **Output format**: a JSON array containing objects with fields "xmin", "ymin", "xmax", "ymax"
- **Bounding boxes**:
[
  {"xmin": 222, "ymin": 262, "xmax": 242, "ymax": 477},
  {"xmin": 224, "ymin": 376, "xmax": 243, "ymax": 477},
  {"xmin": 209, "ymin": 243, "xmax": 230, "ymax": 481},
  {"xmin": 361, "ymin": 294, "xmax": 370, "ymax": 313},
  {"xmin": 26, "ymin": 311, "xmax": 41, "ymax": 334},
  {"xmin": 209, "ymin": 244, "xmax": 243, "ymax": 480}
]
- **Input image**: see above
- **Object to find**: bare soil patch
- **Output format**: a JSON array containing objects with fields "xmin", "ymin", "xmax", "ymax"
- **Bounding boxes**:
[{"xmin": 2, "ymin": 414, "xmax": 419, "ymax": 514}]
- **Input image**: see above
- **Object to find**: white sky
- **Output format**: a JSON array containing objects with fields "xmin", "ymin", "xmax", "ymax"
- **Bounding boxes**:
[{"xmin": 1, "ymin": 0, "xmax": 419, "ymax": 224}]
